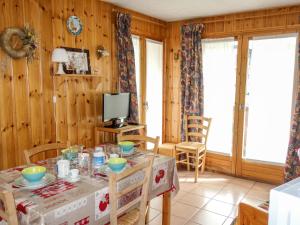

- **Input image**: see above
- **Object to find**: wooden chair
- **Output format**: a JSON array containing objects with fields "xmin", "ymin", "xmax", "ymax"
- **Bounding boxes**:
[
  {"xmin": 236, "ymin": 202, "xmax": 268, "ymax": 225},
  {"xmin": 118, "ymin": 135, "xmax": 160, "ymax": 154},
  {"xmin": 109, "ymin": 156, "xmax": 154, "ymax": 225},
  {"xmin": 24, "ymin": 143, "xmax": 69, "ymax": 164},
  {"xmin": 175, "ymin": 115, "xmax": 211, "ymax": 183},
  {"xmin": 0, "ymin": 189, "xmax": 18, "ymax": 225}
]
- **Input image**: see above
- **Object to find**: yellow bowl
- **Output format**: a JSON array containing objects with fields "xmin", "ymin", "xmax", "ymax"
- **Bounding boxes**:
[{"xmin": 22, "ymin": 166, "xmax": 46, "ymax": 182}]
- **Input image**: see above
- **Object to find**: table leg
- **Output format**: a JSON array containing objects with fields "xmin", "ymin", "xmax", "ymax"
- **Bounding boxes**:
[{"xmin": 162, "ymin": 191, "xmax": 171, "ymax": 225}]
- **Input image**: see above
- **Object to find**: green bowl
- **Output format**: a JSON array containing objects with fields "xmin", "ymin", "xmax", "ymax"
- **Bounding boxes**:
[
  {"xmin": 108, "ymin": 158, "xmax": 127, "ymax": 172},
  {"xmin": 118, "ymin": 141, "xmax": 134, "ymax": 153},
  {"xmin": 62, "ymin": 148, "xmax": 79, "ymax": 160},
  {"xmin": 22, "ymin": 166, "xmax": 46, "ymax": 182}
]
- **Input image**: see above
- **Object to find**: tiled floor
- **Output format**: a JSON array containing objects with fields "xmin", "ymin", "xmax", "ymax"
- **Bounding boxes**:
[{"xmin": 148, "ymin": 170, "xmax": 276, "ymax": 225}]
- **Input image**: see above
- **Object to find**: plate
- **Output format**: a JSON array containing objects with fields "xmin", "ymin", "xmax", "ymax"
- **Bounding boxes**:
[
  {"xmin": 14, "ymin": 173, "xmax": 56, "ymax": 189},
  {"xmin": 66, "ymin": 16, "xmax": 83, "ymax": 36}
]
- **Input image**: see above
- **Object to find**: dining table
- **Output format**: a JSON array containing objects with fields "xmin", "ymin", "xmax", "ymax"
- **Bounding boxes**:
[{"xmin": 0, "ymin": 150, "xmax": 179, "ymax": 225}]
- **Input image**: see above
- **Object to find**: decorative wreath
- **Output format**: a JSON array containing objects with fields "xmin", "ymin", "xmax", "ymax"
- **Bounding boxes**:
[{"xmin": 0, "ymin": 25, "xmax": 38, "ymax": 61}]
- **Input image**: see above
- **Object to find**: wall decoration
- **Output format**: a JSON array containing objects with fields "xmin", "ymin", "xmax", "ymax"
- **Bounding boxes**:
[
  {"xmin": 62, "ymin": 47, "xmax": 91, "ymax": 74},
  {"xmin": 66, "ymin": 16, "xmax": 83, "ymax": 36},
  {"xmin": 96, "ymin": 45, "xmax": 110, "ymax": 59},
  {"xmin": 0, "ymin": 25, "xmax": 38, "ymax": 61}
]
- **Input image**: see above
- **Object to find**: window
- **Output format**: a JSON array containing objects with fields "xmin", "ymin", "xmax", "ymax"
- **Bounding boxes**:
[
  {"xmin": 202, "ymin": 38, "xmax": 238, "ymax": 154},
  {"xmin": 146, "ymin": 39, "xmax": 163, "ymax": 144},
  {"xmin": 243, "ymin": 33, "xmax": 297, "ymax": 164}
]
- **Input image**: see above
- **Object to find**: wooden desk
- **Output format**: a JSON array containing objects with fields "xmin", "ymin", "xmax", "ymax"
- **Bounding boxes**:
[{"xmin": 95, "ymin": 124, "xmax": 147, "ymax": 143}]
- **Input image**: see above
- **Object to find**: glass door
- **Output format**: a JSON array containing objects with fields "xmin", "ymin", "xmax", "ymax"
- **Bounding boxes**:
[
  {"xmin": 146, "ymin": 39, "xmax": 163, "ymax": 143},
  {"xmin": 202, "ymin": 38, "xmax": 238, "ymax": 156},
  {"xmin": 236, "ymin": 33, "xmax": 298, "ymax": 182}
]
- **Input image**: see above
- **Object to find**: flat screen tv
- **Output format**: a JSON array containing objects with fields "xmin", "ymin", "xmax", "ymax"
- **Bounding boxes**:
[{"xmin": 103, "ymin": 93, "xmax": 130, "ymax": 128}]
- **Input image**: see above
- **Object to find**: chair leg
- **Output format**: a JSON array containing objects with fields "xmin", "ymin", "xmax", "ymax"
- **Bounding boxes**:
[
  {"xmin": 145, "ymin": 202, "xmax": 150, "ymax": 223},
  {"xmin": 201, "ymin": 152, "xmax": 206, "ymax": 173},
  {"xmin": 195, "ymin": 151, "xmax": 199, "ymax": 183},
  {"xmin": 186, "ymin": 152, "xmax": 190, "ymax": 171}
]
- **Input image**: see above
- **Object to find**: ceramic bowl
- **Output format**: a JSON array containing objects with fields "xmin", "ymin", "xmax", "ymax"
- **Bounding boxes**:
[
  {"xmin": 21, "ymin": 166, "xmax": 46, "ymax": 182},
  {"xmin": 62, "ymin": 147, "xmax": 79, "ymax": 161},
  {"xmin": 108, "ymin": 158, "xmax": 127, "ymax": 172},
  {"xmin": 118, "ymin": 141, "xmax": 134, "ymax": 153}
]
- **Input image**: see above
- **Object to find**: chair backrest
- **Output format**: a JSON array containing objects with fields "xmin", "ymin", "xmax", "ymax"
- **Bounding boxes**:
[
  {"xmin": 0, "ymin": 189, "xmax": 18, "ymax": 225},
  {"xmin": 237, "ymin": 202, "xmax": 268, "ymax": 225},
  {"xmin": 109, "ymin": 156, "xmax": 154, "ymax": 225},
  {"xmin": 24, "ymin": 143, "xmax": 68, "ymax": 164},
  {"xmin": 119, "ymin": 135, "xmax": 160, "ymax": 154},
  {"xmin": 184, "ymin": 115, "xmax": 212, "ymax": 145}
]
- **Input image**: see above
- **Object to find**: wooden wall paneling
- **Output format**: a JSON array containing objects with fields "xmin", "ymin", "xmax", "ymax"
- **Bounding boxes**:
[
  {"xmin": 24, "ymin": 0, "xmax": 43, "ymax": 161},
  {"xmin": 0, "ymin": 0, "xmax": 16, "ymax": 169},
  {"xmin": 63, "ymin": 0, "xmax": 75, "ymax": 47},
  {"xmin": 52, "ymin": 0, "xmax": 68, "ymax": 145},
  {"xmin": 86, "ymin": 3, "xmax": 95, "ymax": 144},
  {"xmin": 205, "ymin": 152, "xmax": 232, "ymax": 174},
  {"xmin": 11, "ymin": 0, "xmax": 31, "ymax": 164},
  {"xmin": 165, "ymin": 23, "xmax": 172, "ymax": 142},
  {"xmin": 76, "ymin": 78, "xmax": 87, "ymax": 146},
  {"xmin": 165, "ymin": 22, "xmax": 181, "ymax": 144},
  {"xmin": 101, "ymin": 2, "xmax": 113, "ymax": 143},
  {"xmin": 54, "ymin": 77, "xmax": 68, "ymax": 144},
  {"xmin": 39, "ymin": 0, "xmax": 55, "ymax": 151},
  {"xmin": 93, "ymin": 0, "xmax": 104, "ymax": 145},
  {"xmin": 52, "ymin": 0, "xmax": 65, "ymax": 47},
  {"xmin": 66, "ymin": 78, "xmax": 78, "ymax": 145},
  {"xmin": 83, "ymin": 78, "xmax": 98, "ymax": 147},
  {"xmin": 74, "ymin": 0, "xmax": 87, "ymax": 146},
  {"xmin": 101, "ymin": 3, "xmax": 113, "ymax": 93},
  {"xmin": 242, "ymin": 161, "xmax": 284, "ymax": 184},
  {"xmin": 162, "ymin": 37, "xmax": 167, "ymax": 143}
]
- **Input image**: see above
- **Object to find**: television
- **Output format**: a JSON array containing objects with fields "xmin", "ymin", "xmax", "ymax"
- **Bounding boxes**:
[{"xmin": 103, "ymin": 93, "xmax": 130, "ymax": 128}]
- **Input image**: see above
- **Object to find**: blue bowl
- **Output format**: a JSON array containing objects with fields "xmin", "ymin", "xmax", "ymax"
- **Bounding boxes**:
[
  {"xmin": 108, "ymin": 158, "xmax": 127, "ymax": 172},
  {"xmin": 118, "ymin": 141, "xmax": 134, "ymax": 153},
  {"xmin": 22, "ymin": 166, "xmax": 46, "ymax": 182}
]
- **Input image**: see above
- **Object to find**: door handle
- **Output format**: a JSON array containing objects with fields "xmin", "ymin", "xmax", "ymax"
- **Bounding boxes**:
[{"xmin": 143, "ymin": 102, "xmax": 149, "ymax": 111}]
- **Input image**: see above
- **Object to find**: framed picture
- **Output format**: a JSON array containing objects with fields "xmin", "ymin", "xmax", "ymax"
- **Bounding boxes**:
[{"xmin": 61, "ymin": 47, "xmax": 91, "ymax": 74}]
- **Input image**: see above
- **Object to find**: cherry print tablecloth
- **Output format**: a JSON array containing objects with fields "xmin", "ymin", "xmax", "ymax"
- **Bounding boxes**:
[{"xmin": 0, "ymin": 154, "xmax": 179, "ymax": 225}]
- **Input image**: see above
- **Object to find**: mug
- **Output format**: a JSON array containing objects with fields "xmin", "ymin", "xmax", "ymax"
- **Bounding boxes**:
[
  {"xmin": 69, "ymin": 169, "xmax": 79, "ymax": 178},
  {"xmin": 109, "ymin": 153, "xmax": 119, "ymax": 158},
  {"xmin": 57, "ymin": 159, "xmax": 70, "ymax": 178}
]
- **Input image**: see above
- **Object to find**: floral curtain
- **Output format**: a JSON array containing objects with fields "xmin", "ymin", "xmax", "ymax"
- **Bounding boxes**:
[
  {"xmin": 116, "ymin": 12, "xmax": 139, "ymax": 123},
  {"xmin": 285, "ymin": 36, "xmax": 300, "ymax": 182},
  {"xmin": 180, "ymin": 24, "xmax": 204, "ymax": 141}
]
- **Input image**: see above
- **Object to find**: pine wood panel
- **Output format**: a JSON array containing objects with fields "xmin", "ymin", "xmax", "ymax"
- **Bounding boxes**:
[
  {"xmin": 165, "ymin": 5, "xmax": 300, "ymax": 183},
  {"xmin": 0, "ymin": 0, "xmax": 166, "ymax": 169},
  {"xmin": 241, "ymin": 161, "xmax": 284, "ymax": 184}
]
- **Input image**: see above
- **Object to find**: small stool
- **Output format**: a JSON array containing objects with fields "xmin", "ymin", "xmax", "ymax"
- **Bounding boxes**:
[{"xmin": 158, "ymin": 143, "xmax": 176, "ymax": 157}]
